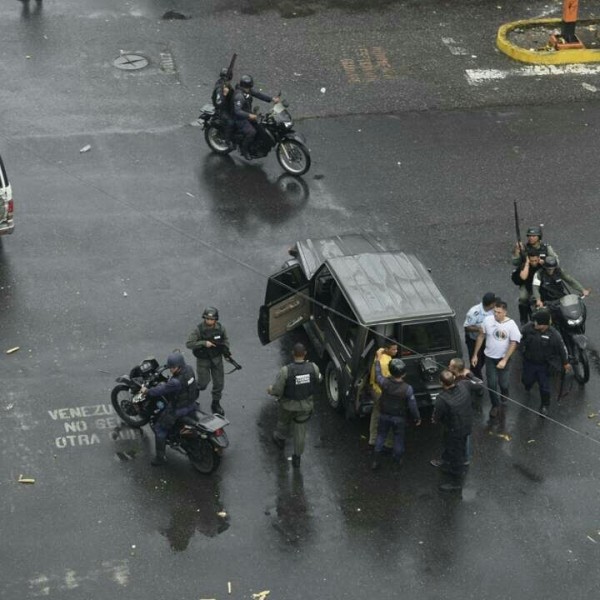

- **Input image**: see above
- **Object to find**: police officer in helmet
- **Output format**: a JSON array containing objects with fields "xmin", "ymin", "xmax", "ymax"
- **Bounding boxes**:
[
  {"xmin": 371, "ymin": 350, "xmax": 421, "ymax": 470},
  {"xmin": 267, "ymin": 343, "xmax": 321, "ymax": 468},
  {"xmin": 512, "ymin": 225, "xmax": 558, "ymax": 266},
  {"xmin": 532, "ymin": 256, "xmax": 590, "ymax": 307},
  {"xmin": 512, "ymin": 225, "xmax": 559, "ymax": 325},
  {"xmin": 186, "ymin": 306, "xmax": 232, "ymax": 416},
  {"xmin": 232, "ymin": 74, "xmax": 280, "ymax": 160},
  {"xmin": 140, "ymin": 352, "xmax": 198, "ymax": 466},
  {"xmin": 211, "ymin": 67, "xmax": 234, "ymax": 147}
]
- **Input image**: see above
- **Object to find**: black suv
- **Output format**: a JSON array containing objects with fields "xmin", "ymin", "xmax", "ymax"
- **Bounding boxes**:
[{"xmin": 258, "ymin": 234, "xmax": 462, "ymax": 417}]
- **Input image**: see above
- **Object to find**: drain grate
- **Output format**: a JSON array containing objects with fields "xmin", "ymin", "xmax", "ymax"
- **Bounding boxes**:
[{"xmin": 113, "ymin": 54, "xmax": 149, "ymax": 70}]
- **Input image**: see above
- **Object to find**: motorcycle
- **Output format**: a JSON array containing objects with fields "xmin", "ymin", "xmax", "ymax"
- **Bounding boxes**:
[
  {"xmin": 544, "ymin": 294, "xmax": 590, "ymax": 384},
  {"xmin": 110, "ymin": 357, "xmax": 230, "ymax": 474},
  {"xmin": 199, "ymin": 99, "xmax": 311, "ymax": 176}
]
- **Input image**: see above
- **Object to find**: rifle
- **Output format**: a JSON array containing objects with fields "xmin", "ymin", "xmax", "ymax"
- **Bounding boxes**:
[
  {"xmin": 225, "ymin": 356, "xmax": 243, "ymax": 373},
  {"xmin": 514, "ymin": 201, "xmax": 525, "ymax": 261},
  {"xmin": 226, "ymin": 53, "xmax": 237, "ymax": 82}
]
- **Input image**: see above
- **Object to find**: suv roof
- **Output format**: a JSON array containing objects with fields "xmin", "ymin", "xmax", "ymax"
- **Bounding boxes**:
[
  {"xmin": 327, "ymin": 252, "xmax": 454, "ymax": 325},
  {"xmin": 295, "ymin": 233, "xmax": 386, "ymax": 279}
]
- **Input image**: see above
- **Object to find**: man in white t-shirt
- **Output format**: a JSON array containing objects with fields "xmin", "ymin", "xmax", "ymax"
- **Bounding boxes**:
[{"xmin": 471, "ymin": 300, "xmax": 521, "ymax": 418}]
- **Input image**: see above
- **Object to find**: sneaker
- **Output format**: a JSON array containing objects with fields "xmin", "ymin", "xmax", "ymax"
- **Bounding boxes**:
[
  {"xmin": 430, "ymin": 458, "xmax": 445, "ymax": 468},
  {"xmin": 540, "ymin": 405, "xmax": 549, "ymax": 416},
  {"xmin": 291, "ymin": 454, "xmax": 301, "ymax": 468},
  {"xmin": 271, "ymin": 433, "xmax": 285, "ymax": 450}
]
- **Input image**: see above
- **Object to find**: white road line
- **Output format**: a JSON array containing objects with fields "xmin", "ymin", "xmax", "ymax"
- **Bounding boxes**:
[{"xmin": 466, "ymin": 64, "xmax": 600, "ymax": 85}]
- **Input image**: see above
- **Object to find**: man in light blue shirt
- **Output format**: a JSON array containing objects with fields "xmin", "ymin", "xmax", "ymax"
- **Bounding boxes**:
[{"xmin": 463, "ymin": 292, "xmax": 496, "ymax": 380}]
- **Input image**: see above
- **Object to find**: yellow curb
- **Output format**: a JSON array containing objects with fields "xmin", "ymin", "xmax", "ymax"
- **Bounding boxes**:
[{"xmin": 497, "ymin": 18, "xmax": 600, "ymax": 64}]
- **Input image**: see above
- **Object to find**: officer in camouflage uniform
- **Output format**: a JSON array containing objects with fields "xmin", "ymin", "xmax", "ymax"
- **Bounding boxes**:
[
  {"xmin": 186, "ymin": 307, "xmax": 231, "ymax": 416},
  {"xmin": 268, "ymin": 343, "xmax": 321, "ymax": 468},
  {"xmin": 512, "ymin": 225, "xmax": 559, "ymax": 324}
]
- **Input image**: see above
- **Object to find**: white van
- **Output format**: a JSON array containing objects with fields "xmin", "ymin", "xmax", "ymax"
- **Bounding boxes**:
[{"xmin": 0, "ymin": 153, "xmax": 14, "ymax": 236}]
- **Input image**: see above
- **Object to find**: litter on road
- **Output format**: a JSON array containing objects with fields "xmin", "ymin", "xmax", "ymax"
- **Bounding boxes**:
[
  {"xmin": 6, "ymin": 347, "xmax": 20, "ymax": 354},
  {"xmin": 79, "ymin": 145, "xmax": 91, "ymax": 153},
  {"xmin": 18, "ymin": 475, "xmax": 35, "ymax": 484}
]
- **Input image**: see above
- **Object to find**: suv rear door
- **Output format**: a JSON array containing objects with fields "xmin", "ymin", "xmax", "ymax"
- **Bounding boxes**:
[{"xmin": 257, "ymin": 264, "xmax": 311, "ymax": 345}]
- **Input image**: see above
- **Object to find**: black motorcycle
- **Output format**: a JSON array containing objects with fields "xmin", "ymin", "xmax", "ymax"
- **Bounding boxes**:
[
  {"xmin": 111, "ymin": 357, "xmax": 229, "ymax": 474},
  {"xmin": 545, "ymin": 294, "xmax": 590, "ymax": 384},
  {"xmin": 199, "ymin": 100, "xmax": 311, "ymax": 176}
]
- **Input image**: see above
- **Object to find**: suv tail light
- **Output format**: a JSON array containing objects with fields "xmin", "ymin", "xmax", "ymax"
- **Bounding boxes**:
[{"xmin": 7, "ymin": 199, "xmax": 13, "ymax": 218}]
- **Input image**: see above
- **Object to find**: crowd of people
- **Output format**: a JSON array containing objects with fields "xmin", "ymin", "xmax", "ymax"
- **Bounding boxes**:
[
  {"xmin": 367, "ymin": 226, "xmax": 591, "ymax": 493},
  {"xmin": 139, "ymin": 228, "xmax": 590, "ymax": 492}
]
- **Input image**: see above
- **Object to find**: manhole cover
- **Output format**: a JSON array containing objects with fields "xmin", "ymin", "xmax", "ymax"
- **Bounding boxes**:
[{"xmin": 113, "ymin": 54, "xmax": 149, "ymax": 70}]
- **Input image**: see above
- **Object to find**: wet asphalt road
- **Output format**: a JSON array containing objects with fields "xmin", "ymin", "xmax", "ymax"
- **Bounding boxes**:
[{"xmin": 2, "ymin": 1, "xmax": 600, "ymax": 599}]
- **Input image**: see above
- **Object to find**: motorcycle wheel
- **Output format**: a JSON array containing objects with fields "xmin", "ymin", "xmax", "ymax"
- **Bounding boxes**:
[
  {"xmin": 111, "ymin": 384, "xmax": 150, "ymax": 428},
  {"xmin": 185, "ymin": 438, "xmax": 221, "ymax": 474},
  {"xmin": 276, "ymin": 139, "xmax": 311, "ymax": 176},
  {"xmin": 572, "ymin": 345, "xmax": 590, "ymax": 384},
  {"xmin": 204, "ymin": 126, "xmax": 232, "ymax": 155}
]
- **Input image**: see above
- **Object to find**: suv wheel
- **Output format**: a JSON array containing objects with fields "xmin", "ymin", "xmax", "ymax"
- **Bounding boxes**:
[{"xmin": 325, "ymin": 361, "xmax": 344, "ymax": 413}]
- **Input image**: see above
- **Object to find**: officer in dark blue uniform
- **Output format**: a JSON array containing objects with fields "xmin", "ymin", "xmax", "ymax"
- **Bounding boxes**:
[
  {"xmin": 141, "ymin": 352, "xmax": 198, "ymax": 466},
  {"xmin": 232, "ymin": 75, "xmax": 280, "ymax": 159},
  {"xmin": 211, "ymin": 67, "xmax": 234, "ymax": 147},
  {"xmin": 520, "ymin": 310, "xmax": 570, "ymax": 415}
]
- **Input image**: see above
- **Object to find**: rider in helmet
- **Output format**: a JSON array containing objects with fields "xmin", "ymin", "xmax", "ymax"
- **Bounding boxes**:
[
  {"xmin": 140, "ymin": 352, "xmax": 198, "ymax": 466},
  {"xmin": 211, "ymin": 67, "xmax": 235, "ymax": 147},
  {"xmin": 532, "ymin": 256, "xmax": 590, "ymax": 310},
  {"xmin": 512, "ymin": 225, "xmax": 558, "ymax": 266},
  {"xmin": 232, "ymin": 74, "xmax": 280, "ymax": 160},
  {"xmin": 186, "ymin": 306, "xmax": 233, "ymax": 416},
  {"xmin": 512, "ymin": 224, "xmax": 559, "ymax": 325},
  {"xmin": 371, "ymin": 348, "xmax": 421, "ymax": 470}
]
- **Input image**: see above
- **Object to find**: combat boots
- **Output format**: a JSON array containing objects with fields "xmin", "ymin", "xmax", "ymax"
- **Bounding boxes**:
[
  {"xmin": 151, "ymin": 439, "xmax": 167, "ymax": 466},
  {"xmin": 518, "ymin": 304, "xmax": 530, "ymax": 326},
  {"xmin": 211, "ymin": 401, "xmax": 225, "ymax": 416}
]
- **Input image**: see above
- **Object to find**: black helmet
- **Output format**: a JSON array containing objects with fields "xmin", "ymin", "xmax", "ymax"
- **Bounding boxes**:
[
  {"xmin": 202, "ymin": 306, "xmax": 219, "ymax": 320},
  {"xmin": 166, "ymin": 352, "xmax": 185, "ymax": 369},
  {"xmin": 526, "ymin": 225, "xmax": 543, "ymax": 239},
  {"xmin": 219, "ymin": 67, "xmax": 229, "ymax": 79},
  {"xmin": 240, "ymin": 75, "xmax": 253, "ymax": 88},
  {"xmin": 544, "ymin": 256, "xmax": 558, "ymax": 269},
  {"xmin": 389, "ymin": 358, "xmax": 407, "ymax": 378}
]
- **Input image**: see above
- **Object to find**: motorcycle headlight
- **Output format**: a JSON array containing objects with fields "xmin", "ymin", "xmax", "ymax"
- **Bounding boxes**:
[{"xmin": 567, "ymin": 316, "xmax": 583, "ymax": 326}]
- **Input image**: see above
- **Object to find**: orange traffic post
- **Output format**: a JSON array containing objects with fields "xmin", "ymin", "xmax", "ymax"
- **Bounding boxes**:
[
  {"xmin": 562, "ymin": 0, "xmax": 580, "ymax": 44},
  {"xmin": 549, "ymin": 0, "xmax": 583, "ymax": 49}
]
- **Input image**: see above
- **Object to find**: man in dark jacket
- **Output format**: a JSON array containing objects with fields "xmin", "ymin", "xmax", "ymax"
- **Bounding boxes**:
[
  {"xmin": 432, "ymin": 370, "xmax": 473, "ymax": 492},
  {"xmin": 267, "ymin": 343, "xmax": 321, "ymax": 468},
  {"xmin": 520, "ymin": 310, "xmax": 570, "ymax": 415},
  {"xmin": 211, "ymin": 67, "xmax": 234, "ymax": 146},
  {"xmin": 186, "ymin": 306, "xmax": 231, "ymax": 416},
  {"xmin": 371, "ymin": 348, "xmax": 421, "ymax": 470},
  {"xmin": 141, "ymin": 352, "xmax": 198, "ymax": 466},
  {"xmin": 232, "ymin": 74, "xmax": 280, "ymax": 159}
]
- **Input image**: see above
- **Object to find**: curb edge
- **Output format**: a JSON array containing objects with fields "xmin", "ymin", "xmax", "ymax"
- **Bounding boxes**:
[{"xmin": 497, "ymin": 18, "xmax": 600, "ymax": 64}]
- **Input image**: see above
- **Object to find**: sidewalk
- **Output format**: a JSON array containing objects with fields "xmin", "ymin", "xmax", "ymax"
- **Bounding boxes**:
[{"xmin": 497, "ymin": 18, "xmax": 600, "ymax": 64}]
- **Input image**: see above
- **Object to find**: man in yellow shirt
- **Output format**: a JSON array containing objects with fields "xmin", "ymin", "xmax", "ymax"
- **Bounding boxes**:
[{"xmin": 368, "ymin": 341, "xmax": 398, "ymax": 448}]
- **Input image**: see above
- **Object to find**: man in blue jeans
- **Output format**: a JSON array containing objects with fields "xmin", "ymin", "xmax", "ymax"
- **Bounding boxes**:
[
  {"xmin": 371, "ymin": 349, "xmax": 421, "ymax": 470},
  {"xmin": 471, "ymin": 300, "xmax": 521, "ymax": 419}
]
